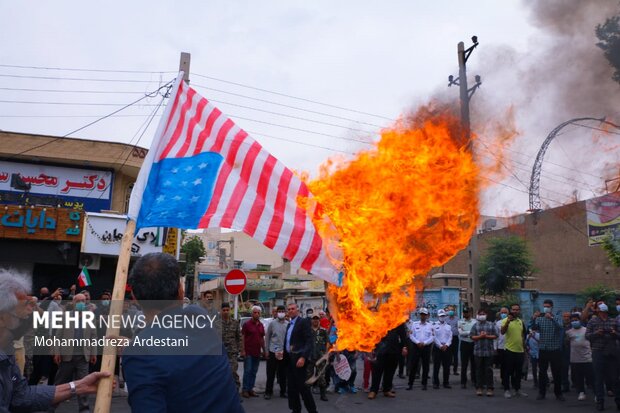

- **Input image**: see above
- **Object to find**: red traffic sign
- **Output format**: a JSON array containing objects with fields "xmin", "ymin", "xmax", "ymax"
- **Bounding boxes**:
[{"xmin": 224, "ymin": 269, "xmax": 247, "ymax": 295}]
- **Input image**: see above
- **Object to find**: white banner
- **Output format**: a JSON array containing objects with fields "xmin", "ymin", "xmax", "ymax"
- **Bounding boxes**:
[
  {"xmin": 0, "ymin": 161, "xmax": 113, "ymax": 200},
  {"xmin": 82, "ymin": 212, "xmax": 164, "ymax": 256}
]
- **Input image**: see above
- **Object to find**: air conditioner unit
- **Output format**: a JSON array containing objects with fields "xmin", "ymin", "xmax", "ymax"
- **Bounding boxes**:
[{"xmin": 79, "ymin": 254, "xmax": 101, "ymax": 270}]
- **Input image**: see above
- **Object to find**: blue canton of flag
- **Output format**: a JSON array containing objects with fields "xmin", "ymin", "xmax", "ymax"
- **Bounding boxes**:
[{"xmin": 138, "ymin": 152, "xmax": 224, "ymax": 228}]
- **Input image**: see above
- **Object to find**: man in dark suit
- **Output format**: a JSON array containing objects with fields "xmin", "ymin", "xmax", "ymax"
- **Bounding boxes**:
[
  {"xmin": 122, "ymin": 253, "xmax": 244, "ymax": 413},
  {"xmin": 285, "ymin": 302, "xmax": 318, "ymax": 413}
]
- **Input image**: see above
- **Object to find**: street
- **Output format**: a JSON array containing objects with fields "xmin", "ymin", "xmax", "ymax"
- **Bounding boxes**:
[{"xmin": 55, "ymin": 359, "xmax": 598, "ymax": 413}]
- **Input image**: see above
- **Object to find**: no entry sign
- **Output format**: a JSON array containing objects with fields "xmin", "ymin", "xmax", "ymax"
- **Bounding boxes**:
[{"xmin": 224, "ymin": 269, "xmax": 247, "ymax": 295}]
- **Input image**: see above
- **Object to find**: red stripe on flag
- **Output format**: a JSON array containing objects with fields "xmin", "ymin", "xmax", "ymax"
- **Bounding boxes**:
[
  {"xmin": 161, "ymin": 81, "xmax": 185, "ymax": 138},
  {"xmin": 176, "ymin": 96, "xmax": 208, "ymax": 158},
  {"xmin": 300, "ymin": 230, "xmax": 323, "ymax": 271},
  {"xmin": 243, "ymin": 155, "xmax": 277, "ymax": 237},
  {"xmin": 282, "ymin": 184, "xmax": 309, "ymax": 260},
  {"xmin": 219, "ymin": 141, "xmax": 262, "ymax": 228},
  {"xmin": 264, "ymin": 168, "xmax": 293, "ymax": 249},
  {"xmin": 210, "ymin": 118, "xmax": 235, "ymax": 153},
  {"xmin": 193, "ymin": 106, "xmax": 221, "ymax": 156},
  {"xmin": 160, "ymin": 87, "xmax": 196, "ymax": 160},
  {"xmin": 198, "ymin": 130, "xmax": 247, "ymax": 227}
]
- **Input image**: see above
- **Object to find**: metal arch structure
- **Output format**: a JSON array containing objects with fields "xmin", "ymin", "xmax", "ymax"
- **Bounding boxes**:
[{"xmin": 529, "ymin": 116, "xmax": 610, "ymax": 212}]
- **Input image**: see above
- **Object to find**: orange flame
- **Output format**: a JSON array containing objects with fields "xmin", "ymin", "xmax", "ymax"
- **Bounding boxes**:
[{"xmin": 306, "ymin": 106, "xmax": 480, "ymax": 351}]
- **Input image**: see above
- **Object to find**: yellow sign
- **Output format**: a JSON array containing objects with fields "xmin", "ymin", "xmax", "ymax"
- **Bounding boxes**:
[{"xmin": 163, "ymin": 228, "xmax": 178, "ymax": 256}]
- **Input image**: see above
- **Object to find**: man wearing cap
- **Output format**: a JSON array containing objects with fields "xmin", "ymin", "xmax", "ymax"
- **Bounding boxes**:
[
  {"xmin": 458, "ymin": 307, "xmax": 476, "ymax": 389},
  {"xmin": 432, "ymin": 309, "xmax": 453, "ymax": 389},
  {"xmin": 264, "ymin": 305, "xmax": 288, "ymax": 399},
  {"xmin": 407, "ymin": 308, "xmax": 434, "ymax": 391},
  {"xmin": 219, "ymin": 302, "xmax": 241, "ymax": 391},
  {"xmin": 585, "ymin": 302, "xmax": 620, "ymax": 411}
]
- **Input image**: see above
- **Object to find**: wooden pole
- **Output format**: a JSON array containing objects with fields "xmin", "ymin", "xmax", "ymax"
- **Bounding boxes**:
[{"xmin": 94, "ymin": 219, "xmax": 136, "ymax": 413}]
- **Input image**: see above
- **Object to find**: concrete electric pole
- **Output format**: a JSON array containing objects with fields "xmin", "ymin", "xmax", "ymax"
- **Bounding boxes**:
[{"xmin": 449, "ymin": 36, "xmax": 482, "ymax": 310}]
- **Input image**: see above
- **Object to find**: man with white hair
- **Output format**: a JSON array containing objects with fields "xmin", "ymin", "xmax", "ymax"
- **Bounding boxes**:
[
  {"xmin": 0, "ymin": 269, "xmax": 109, "ymax": 412},
  {"xmin": 241, "ymin": 305, "xmax": 266, "ymax": 398}
]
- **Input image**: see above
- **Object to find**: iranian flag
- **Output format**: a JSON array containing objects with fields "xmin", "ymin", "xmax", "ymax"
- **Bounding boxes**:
[{"xmin": 77, "ymin": 266, "xmax": 92, "ymax": 288}]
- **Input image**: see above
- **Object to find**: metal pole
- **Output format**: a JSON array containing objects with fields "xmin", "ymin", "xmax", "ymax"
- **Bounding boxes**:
[
  {"xmin": 234, "ymin": 294, "xmax": 239, "ymax": 320},
  {"xmin": 179, "ymin": 52, "xmax": 191, "ymax": 84}
]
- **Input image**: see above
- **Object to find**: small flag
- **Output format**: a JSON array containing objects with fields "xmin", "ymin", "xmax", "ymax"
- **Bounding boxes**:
[
  {"xmin": 77, "ymin": 266, "xmax": 92, "ymax": 288},
  {"xmin": 127, "ymin": 73, "xmax": 341, "ymax": 284}
]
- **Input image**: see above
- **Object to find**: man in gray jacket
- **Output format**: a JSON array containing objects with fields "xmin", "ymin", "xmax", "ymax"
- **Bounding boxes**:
[{"xmin": 264, "ymin": 305, "xmax": 288, "ymax": 399}]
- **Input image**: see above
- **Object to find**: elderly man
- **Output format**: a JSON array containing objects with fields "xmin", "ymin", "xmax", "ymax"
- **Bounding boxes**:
[
  {"xmin": 0, "ymin": 269, "xmax": 109, "ymax": 412},
  {"xmin": 122, "ymin": 253, "xmax": 244, "ymax": 413},
  {"xmin": 241, "ymin": 305, "xmax": 266, "ymax": 398},
  {"xmin": 50, "ymin": 293, "xmax": 98, "ymax": 412}
]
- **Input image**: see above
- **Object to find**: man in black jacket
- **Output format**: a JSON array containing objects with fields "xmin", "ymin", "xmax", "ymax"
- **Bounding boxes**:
[
  {"xmin": 284, "ymin": 302, "xmax": 317, "ymax": 413},
  {"xmin": 368, "ymin": 322, "xmax": 408, "ymax": 399}
]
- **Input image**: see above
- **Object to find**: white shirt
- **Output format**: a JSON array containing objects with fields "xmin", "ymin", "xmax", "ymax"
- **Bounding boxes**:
[
  {"xmin": 409, "ymin": 320, "xmax": 434, "ymax": 346},
  {"xmin": 494, "ymin": 319, "xmax": 506, "ymax": 350},
  {"xmin": 433, "ymin": 321, "xmax": 453, "ymax": 348}
]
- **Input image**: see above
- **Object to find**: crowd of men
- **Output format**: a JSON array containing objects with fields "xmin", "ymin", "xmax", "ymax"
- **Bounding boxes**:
[
  {"xmin": 2, "ymin": 254, "xmax": 620, "ymax": 412},
  {"xmin": 220, "ymin": 300, "xmax": 620, "ymax": 412}
]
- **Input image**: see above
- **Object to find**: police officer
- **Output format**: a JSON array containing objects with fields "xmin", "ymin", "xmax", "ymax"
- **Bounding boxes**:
[
  {"xmin": 407, "ymin": 307, "xmax": 434, "ymax": 390},
  {"xmin": 219, "ymin": 302, "xmax": 241, "ymax": 390},
  {"xmin": 432, "ymin": 309, "xmax": 453, "ymax": 389}
]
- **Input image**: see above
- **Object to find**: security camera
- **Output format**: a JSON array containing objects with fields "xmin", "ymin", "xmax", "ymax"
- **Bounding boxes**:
[
  {"xmin": 471, "ymin": 35, "xmax": 478, "ymax": 45},
  {"xmin": 475, "ymin": 75, "xmax": 481, "ymax": 84}
]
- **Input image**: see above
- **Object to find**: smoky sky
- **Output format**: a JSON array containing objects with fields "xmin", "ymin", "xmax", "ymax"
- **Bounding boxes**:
[{"xmin": 468, "ymin": 0, "xmax": 620, "ymax": 213}]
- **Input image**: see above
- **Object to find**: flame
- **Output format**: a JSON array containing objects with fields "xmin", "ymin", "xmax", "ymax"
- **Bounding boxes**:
[{"xmin": 306, "ymin": 106, "xmax": 480, "ymax": 351}]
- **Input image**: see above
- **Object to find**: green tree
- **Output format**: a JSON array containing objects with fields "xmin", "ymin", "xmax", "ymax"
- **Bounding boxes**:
[
  {"xmin": 181, "ymin": 235, "xmax": 206, "ymax": 275},
  {"xmin": 602, "ymin": 236, "xmax": 620, "ymax": 267},
  {"xmin": 596, "ymin": 15, "xmax": 620, "ymax": 84},
  {"xmin": 479, "ymin": 236, "xmax": 534, "ymax": 297}
]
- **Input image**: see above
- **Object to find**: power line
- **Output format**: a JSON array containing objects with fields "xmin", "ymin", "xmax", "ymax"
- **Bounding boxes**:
[
  {"xmin": 0, "ymin": 86, "xmax": 146, "ymax": 94},
  {"xmin": 191, "ymin": 82, "xmax": 386, "ymax": 128},
  {"xmin": 0, "ymin": 63, "xmax": 175, "ymax": 75},
  {"xmin": 191, "ymin": 72, "xmax": 396, "ymax": 121},
  {"xmin": 477, "ymin": 138, "xmax": 605, "ymax": 180},
  {"xmin": 5, "ymin": 81, "xmax": 174, "ymax": 159},
  {"xmin": 0, "ymin": 73, "xmax": 158, "ymax": 83}
]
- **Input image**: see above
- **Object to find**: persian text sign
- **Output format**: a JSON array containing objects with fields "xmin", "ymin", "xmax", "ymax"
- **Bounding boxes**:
[
  {"xmin": 82, "ymin": 212, "xmax": 163, "ymax": 256},
  {"xmin": 0, "ymin": 161, "xmax": 113, "ymax": 211},
  {"xmin": 586, "ymin": 192, "xmax": 620, "ymax": 246},
  {"xmin": 0, "ymin": 205, "xmax": 83, "ymax": 242}
]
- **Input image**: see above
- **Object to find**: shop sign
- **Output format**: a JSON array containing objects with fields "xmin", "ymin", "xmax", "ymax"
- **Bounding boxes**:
[{"xmin": 0, "ymin": 205, "xmax": 83, "ymax": 242}]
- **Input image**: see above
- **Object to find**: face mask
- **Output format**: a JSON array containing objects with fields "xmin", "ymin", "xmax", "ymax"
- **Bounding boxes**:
[
  {"xmin": 543, "ymin": 307, "xmax": 551, "ymax": 314},
  {"xmin": 101, "ymin": 300, "xmax": 110, "ymax": 307},
  {"xmin": 75, "ymin": 302, "xmax": 86, "ymax": 311},
  {"xmin": 277, "ymin": 312, "xmax": 285, "ymax": 319},
  {"xmin": 448, "ymin": 311, "xmax": 454, "ymax": 316},
  {"xmin": 500, "ymin": 313, "xmax": 508, "ymax": 319},
  {"xmin": 477, "ymin": 315, "xmax": 487, "ymax": 322},
  {"xmin": 599, "ymin": 303, "xmax": 609, "ymax": 312},
  {"xmin": 617, "ymin": 305, "xmax": 620, "ymax": 313},
  {"xmin": 571, "ymin": 321, "xmax": 581, "ymax": 329},
  {"xmin": 438, "ymin": 316, "xmax": 446, "ymax": 323}
]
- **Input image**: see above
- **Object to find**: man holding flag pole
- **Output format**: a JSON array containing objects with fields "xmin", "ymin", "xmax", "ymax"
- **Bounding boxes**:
[{"xmin": 93, "ymin": 71, "xmax": 341, "ymax": 412}]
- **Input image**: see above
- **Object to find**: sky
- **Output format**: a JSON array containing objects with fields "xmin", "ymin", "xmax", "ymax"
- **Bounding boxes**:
[{"xmin": 1, "ymin": 1, "xmax": 619, "ymax": 217}]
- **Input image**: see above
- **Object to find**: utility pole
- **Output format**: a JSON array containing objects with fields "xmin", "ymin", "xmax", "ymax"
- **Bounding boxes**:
[
  {"xmin": 449, "ymin": 36, "xmax": 481, "ymax": 310},
  {"xmin": 179, "ymin": 52, "xmax": 191, "ymax": 83}
]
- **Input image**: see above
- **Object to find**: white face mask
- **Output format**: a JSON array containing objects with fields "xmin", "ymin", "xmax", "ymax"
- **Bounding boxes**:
[
  {"xmin": 277, "ymin": 312, "xmax": 286, "ymax": 319},
  {"xmin": 476, "ymin": 315, "xmax": 487, "ymax": 322},
  {"xmin": 438, "ymin": 316, "xmax": 446, "ymax": 323}
]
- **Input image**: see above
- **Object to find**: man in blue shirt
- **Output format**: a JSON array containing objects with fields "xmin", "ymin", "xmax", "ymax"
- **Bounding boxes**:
[{"xmin": 122, "ymin": 253, "xmax": 244, "ymax": 413}]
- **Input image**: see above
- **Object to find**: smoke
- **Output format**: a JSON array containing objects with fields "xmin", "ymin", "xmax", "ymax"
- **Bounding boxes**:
[{"xmin": 472, "ymin": 0, "xmax": 620, "ymax": 214}]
